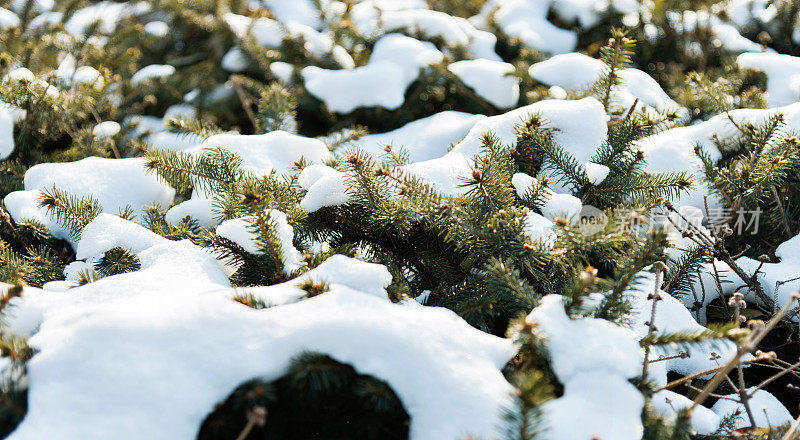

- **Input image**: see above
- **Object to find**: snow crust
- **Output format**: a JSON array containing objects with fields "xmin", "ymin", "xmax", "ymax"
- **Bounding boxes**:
[
  {"xmin": 737, "ymin": 52, "xmax": 800, "ymax": 107},
  {"xmin": 347, "ymin": 111, "xmax": 485, "ymax": 162},
  {"xmin": 192, "ymin": 130, "xmax": 332, "ymax": 177},
  {"xmin": 3, "ymin": 157, "xmax": 174, "ymax": 241},
  {"xmin": 448, "ymin": 59, "xmax": 519, "ymax": 109},
  {"xmin": 402, "ymin": 97, "xmax": 608, "ymax": 196},
  {"xmin": 130, "ymin": 64, "xmax": 175, "ymax": 85},
  {"xmin": 640, "ymin": 102, "xmax": 800, "ymax": 209},
  {"xmin": 529, "ymin": 52, "xmax": 685, "ymax": 116},
  {"xmin": 710, "ymin": 388, "xmax": 793, "ymax": 429},
  {"xmin": 527, "ymin": 295, "xmax": 644, "ymax": 440},
  {"xmin": 302, "ymin": 34, "xmax": 443, "ymax": 113},
  {"xmin": 215, "ymin": 210, "xmax": 303, "ymax": 274},
  {"xmin": 5, "ymin": 240, "xmax": 516, "ymax": 440}
]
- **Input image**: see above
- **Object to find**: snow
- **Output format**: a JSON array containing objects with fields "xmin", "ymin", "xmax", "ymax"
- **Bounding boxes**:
[
  {"xmin": 665, "ymin": 10, "xmax": 770, "ymax": 55},
  {"xmin": 270, "ymin": 62, "xmax": 294, "ymax": 84},
  {"xmin": 192, "ymin": 130, "xmax": 332, "ymax": 178},
  {"xmin": 92, "ymin": 121, "xmax": 120, "ymax": 139},
  {"xmin": 448, "ymin": 59, "xmax": 519, "ymax": 109},
  {"xmin": 541, "ymin": 193, "xmax": 582, "ymax": 221},
  {"xmin": 130, "ymin": 64, "xmax": 175, "ymax": 86},
  {"xmin": 640, "ymin": 102, "xmax": 800, "ymax": 210},
  {"xmin": 215, "ymin": 210, "xmax": 303, "ymax": 274},
  {"xmin": 291, "ymin": 254, "xmax": 392, "ymax": 299},
  {"xmin": 529, "ymin": 52, "xmax": 685, "ymax": 116},
  {"xmin": 651, "ymin": 390, "xmax": 720, "ymax": 434},
  {"xmin": 527, "ymin": 295, "xmax": 644, "ymax": 440},
  {"xmin": 0, "ymin": 8, "xmax": 20, "ymax": 29},
  {"xmin": 164, "ymin": 199, "xmax": 215, "ymax": 230},
  {"xmin": 299, "ymin": 166, "xmax": 350, "ymax": 212},
  {"xmin": 345, "ymin": 111, "xmax": 485, "ymax": 162},
  {"xmin": 521, "ymin": 211, "xmax": 555, "ymax": 247},
  {"xmin": 144, "ymin": 20, "xmax": 169, "ymax": 37},
  {"xmin": 0, "ymin": 105, "xmax": 15, "ymax": 159},
  {"xmin": 223, "ymin": 13, "xmax": 283, "ymax": 48},
  {"xmin": 76, "ymin": 213, "xmax": 170, "ymax": 262},
  {"xmin": 221, "ymin": 47, "xmax": 249, "ymax": 72},
  {"xmin": 6, "ymin": 243, "xmax": 516, "ymax": 439},
  {"xmin": 63, "ymin": 1, "xmax": 150, "ymax": 36},
  {"xmin": 3, "ymin": 157, "xmax": 175, "ymax": 241},
  {"xmin": 710, "ymin": 388, "xmax": 793, "ymax": 429},
  {"xmin": 372, "ymin": 8, "xmax": 501, "ymax": 61},
  {"xmin": 735, "ymin": 231, "xmax": 800, "ymax": 313},
  {"xmin": 6, "ymin": 67, "xmax": 34, "ymax": 83},
  {"xmin": 403, "ymin": 97, "xmax": 608, "ymax": 196},
  {"xmin": 261, "ymin": 0, "xmax": 322, "ymax": 29},
  {"xmin": 285, "ymin": 22, "xmax": 354, "ymax": 68},
  {"xmin": 512, "ymin": 172, "xmax": 536, "ymax": 198},
  {"xmin": 302, "ymin": 34, "xmax": 443, "ymax": 113},
  {"xmin": 72, "ymin": 66, "xmax": 103, "ymax": 87},
  {"xmin": 585, "ymin": 162, "xmax": 609, "ymax": 184},
  {"xmin": 737, "ymin": 52, "xmax": 800, "ymax": 107},
  {"xmin": 622, "ymin": 270, "xmax": 740, "ymax": 386},
  {"xmin": 479, "ymin": 0, "xmax": 578, "ymax": 55}
]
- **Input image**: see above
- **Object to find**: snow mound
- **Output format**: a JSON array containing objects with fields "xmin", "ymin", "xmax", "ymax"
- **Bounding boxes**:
[
  {"xmin": 215, "ymin": 210, "xmax": 303, "ymax": 274},
  {"xmin": 710, "ymin": 388, "xmax": 793, "ymax": 429},
  {"xmin": 345, "ymin": 111, "xmax": 485, "ymax": 162},
  {"xmin": 402, "ymin": 97, "xmax": 608, "ymax": 196},
  {"xmin": 448, "ymin": 59, "xmax": 520, "ymax": 109},
  {"xmin": 190, "ymin": 130, "xmax": 332, "ymax": 178},
  {"xmin": 623, "ymin": 270, "xmax": 740, "ymax": 385},
  {"xmin": 302, "ymin": 34, "xmax": 443, "ymax": 113},
  {"xmin": 529, "ymin": 52, "xmax": 685, "ymax": 116},
  {"xmin": 737, "ymin": 52, "xmax": 800, "ymax": 107},
  {"xmin": 639, "ymin": 101, "xmax": 800, "ymax": 209},
  {"xmin": 299, "ymin": 165, "xmax": 350, "ymax": 212},
  {"xmin": 3, "ymin": 157, "xmax": 175, "ymax": 241},
  {"xmin": 6, "ymin": 244, "xmax": 515, "ymax": 440},
  {"xmin": 244, "ymin": 254, "xmax": 394, "ymax": 305},
  {"xmin": 527, "ymin": 295, "xmax": 644, "ymax": 440}
]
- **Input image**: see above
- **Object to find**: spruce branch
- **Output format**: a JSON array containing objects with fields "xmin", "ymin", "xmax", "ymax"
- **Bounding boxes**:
[{"xmin": 37, "ymin": 186, "xmax": 102, "ymax": 240}]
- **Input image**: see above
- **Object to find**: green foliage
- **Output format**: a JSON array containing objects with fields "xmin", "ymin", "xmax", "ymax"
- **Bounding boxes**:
[
  {"xmin": 197, "ymin": 352, "xmax": 409, "ymax": 440},
  {"xmin": 591, "ymin": 28, "xmax": 636, "ymax": 113},
  {"xmin": 95, "ymin": 246, "xmax": 141, "ymax": 277},
  {"xmin": 37, "ymin": 186, "xmax": 102, "ymax": 240},
  {"xmin": 1, "ymin": 1, "xmax": 799, "ymax": 437},
  {"xmin": 697, "ymin": 115, "xmax": 800, "ymax": 257}
]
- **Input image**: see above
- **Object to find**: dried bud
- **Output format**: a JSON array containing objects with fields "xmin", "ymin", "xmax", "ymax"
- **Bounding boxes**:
[
  {"xmin": 384, "ymin": 144, "xmax": 392, "ymax": 152},
  {"xmin": 471, "ymin": 169, "xmax": 482, "ymax": 181},
  {"xmin": 649, "ymin": 261, "xmax": 669, "ymax": 274}
]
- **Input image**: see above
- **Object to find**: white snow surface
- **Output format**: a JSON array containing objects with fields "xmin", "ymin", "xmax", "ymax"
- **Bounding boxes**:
[
  {"xmin": 0, "ymin": 104, "xmax": 15, "ymax": 159},
  {"xmin": 737, "ymin": 52, "xmax": 800, "ymax": 107},
  {"xmin": 527, "ymin": 295, "xmax": 644, "ymax": 440},
  {"xmin": 4, "ymin": 238, "xmax": 516, "ymax": 439},
  {"xmin": 302, "ymin": 34, "xmax": 443, "ymax": 113},
  {"xmin": 710, "ymin": 388, "xmax": 793, "ymax": 429},
  {"xmin": 402, "ymin": 97, "xmax": 608, "ymax": 196},
  {"xmin": 130, "ymin": 64, "xmax": 175, "ymax": 85},
  {"xmin": 345, "ymin": 111, "xmax": 485, "ymax": 162},
  {"xmin": 585, "ymin": 162, "xmax": 610, "ymax": 184},
  {"xmin": 215, "ymin": 210, "xmax": 303, "ymax": 274},
  {"xmin": 3, "ymin": 157, "xmax": 175, "ymax": 241},
  {"xmin": 192, "ymin": 130, "xmax": 332, "ymax": 178},
  {"xmin": 92, "ymin": 121, "xmax": 120, "ymax": 139},
  {"xmin": 640, "ymin": 102, "xmax": 800, "ymax": 209},
  {"xmin": 529, "ymin": 52, "xmax": 685, "ymax": 116},
  {"xmin": 448, "ymin": 59, "xmax": 520, "ymax": 109}
]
